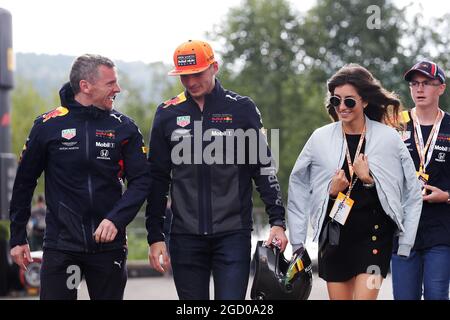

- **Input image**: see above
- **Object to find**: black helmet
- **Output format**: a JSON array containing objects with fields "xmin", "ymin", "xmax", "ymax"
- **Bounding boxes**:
[{"xmin": 251, "ymin": 241, "xmax": 313, "ymax": 300}]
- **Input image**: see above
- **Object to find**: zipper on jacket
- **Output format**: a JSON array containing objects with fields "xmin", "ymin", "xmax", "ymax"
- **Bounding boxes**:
[
  {"xmin": 200, "ymin": 109, "xmax": 210, "ymax": 235},
  {"xmin": 195, "ymin": 100, "xmax": 211, "ymax": 235},
  {"xmin": 85, "ymin": 120, "xmax": 95, "ymax": 252},
  {"xmin": 81, "ymin": 223, "xmax": 88, "ymax": 252},
  {"xmin": 201, "ymin": 163, "xmax": 209, "ymax": 235}
]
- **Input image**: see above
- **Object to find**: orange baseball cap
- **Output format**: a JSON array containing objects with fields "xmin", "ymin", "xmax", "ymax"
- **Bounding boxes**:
[{"xmin": 168, "ymin": 40, "xmax": 216, "ymax": 76}]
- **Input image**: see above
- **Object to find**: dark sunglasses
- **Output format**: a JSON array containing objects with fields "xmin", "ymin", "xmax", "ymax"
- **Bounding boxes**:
[{"xmin": 329, "ymin": 96, "xmax": 357, "ymax": 108}]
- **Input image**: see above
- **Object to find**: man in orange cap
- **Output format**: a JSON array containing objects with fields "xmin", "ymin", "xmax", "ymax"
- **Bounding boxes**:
[{"xmin": 145, "ymin": 40, "xmax": 288, "ymax": 299}]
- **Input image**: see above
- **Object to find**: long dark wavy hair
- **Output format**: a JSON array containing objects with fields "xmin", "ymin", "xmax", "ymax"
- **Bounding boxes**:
[{"xmin": 326, "ymin": 64, "xmax": 403, "ymax": 129}]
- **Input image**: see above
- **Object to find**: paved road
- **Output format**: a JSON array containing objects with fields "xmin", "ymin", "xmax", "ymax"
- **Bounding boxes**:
[
  {"xmin": 0, "ymin": 273, "xmax": 394, "ymax": 300},
  {"xmin": 73, "ymin": 273, "xmax": 394, "ymax": 300}
]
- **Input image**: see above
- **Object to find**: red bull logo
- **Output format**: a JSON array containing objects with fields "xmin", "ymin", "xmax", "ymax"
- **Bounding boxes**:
[
  {"xmin": 96, "ymin": 130, "xmax": 115, "ymax": 139},
  {"xmin": 43, "ymin": 106, "xmax": 69, "ymax": 123},
  {"xmin": 163, "ymin": 92, "xmax": 187, "ymax": 108},
  {"xmin": 211, "ymin": 114, "xmax": 233, "ymax": 123}
]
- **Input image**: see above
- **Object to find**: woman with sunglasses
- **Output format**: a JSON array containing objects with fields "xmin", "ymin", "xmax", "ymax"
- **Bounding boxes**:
[{"xmin": 287, "ymin": 64, "xmax": 423, "ymax": 300}]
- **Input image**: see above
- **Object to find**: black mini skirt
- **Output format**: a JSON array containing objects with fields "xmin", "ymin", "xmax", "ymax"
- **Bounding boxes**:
[{"xmin": 318, "ymin": 202, "xmax": 397, "ymax": 282}]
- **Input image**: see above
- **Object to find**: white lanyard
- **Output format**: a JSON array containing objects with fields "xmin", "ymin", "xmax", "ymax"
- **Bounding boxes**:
[{"xmin": 411, "ymin": 108, "xmax": 444, "ymax": 173}]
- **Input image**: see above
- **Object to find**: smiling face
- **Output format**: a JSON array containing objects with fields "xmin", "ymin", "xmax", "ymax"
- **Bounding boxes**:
[
  {"xmin": 332, "ymin": 84, "xmax": 367, "ymax": 128},
  {"xmin": 86, "ymin": 65, "xmax": 121, "ymax": 110},
  {"xmin": 409, "ymin": 73, "xmax": 446, "ymax": 110}
]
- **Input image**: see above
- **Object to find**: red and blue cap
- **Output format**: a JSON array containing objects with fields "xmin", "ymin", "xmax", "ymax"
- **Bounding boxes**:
[{"xmin": 404, "ymin": 60, "xmax": 446, "ymax": 84}]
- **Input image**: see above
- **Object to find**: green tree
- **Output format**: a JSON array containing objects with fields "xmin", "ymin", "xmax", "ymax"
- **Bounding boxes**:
[
  {"xmin": 210, "ymin": 0, "xmax": 328, "ymax": 199},
  {"xmin": 11, "ymin": 78, "xmax": 49, "ymax": 196},
  {"xmin": 299, "ymin": 0, "xmax": 450, "ymax": 110},
  {"xmin": 118, "ymin": 62, "xmax": 182, "ymax": 144},
  {"xmin": 399, "ymin": 11, "xmax": 450, "ymax": 110},
  {"xmin": 300, "ymin": 0, "xmax": 407, "ymax": 82},
  {"xmin": 210, "ymin": 0, "xmax": 303, "ymax": 130},
  {"xmin": 117, "ymin": 73, "xmax": 155, "ymax": 145}
]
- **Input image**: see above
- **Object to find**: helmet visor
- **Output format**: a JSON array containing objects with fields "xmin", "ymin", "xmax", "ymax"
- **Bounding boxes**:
[{"xmin": 284, "ymin": 254, "xmax": 305, "ymax": 285}]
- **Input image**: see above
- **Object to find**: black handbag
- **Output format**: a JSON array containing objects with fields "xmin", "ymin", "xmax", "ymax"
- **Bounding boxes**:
[{"xmin": 319, "ymin": 219, "xmax": 341, "ymax": 255}]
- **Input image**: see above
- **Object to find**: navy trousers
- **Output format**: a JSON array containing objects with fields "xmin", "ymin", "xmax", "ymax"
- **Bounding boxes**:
[{"xmin": 169, "ymin": 230, "xmax": 252, "ymax": 300}]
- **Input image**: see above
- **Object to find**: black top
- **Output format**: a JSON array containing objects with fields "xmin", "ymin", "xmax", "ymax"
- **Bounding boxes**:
[
  {"xmin": 420, "ymin": 124, "xmax": 433, "ymax": 143},
  {"xmin": 339, "ymin": 134, "xmax": 379, "ymax": 209}
]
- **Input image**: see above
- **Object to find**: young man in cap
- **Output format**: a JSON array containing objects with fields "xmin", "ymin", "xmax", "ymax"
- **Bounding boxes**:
[
  {"xmin": 145, "ymin": 40, "xmax": 288, "ymax": 299},
  {"xmin": 392, "ymin": 60, "xmax": 450, "ymax": 300}
]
